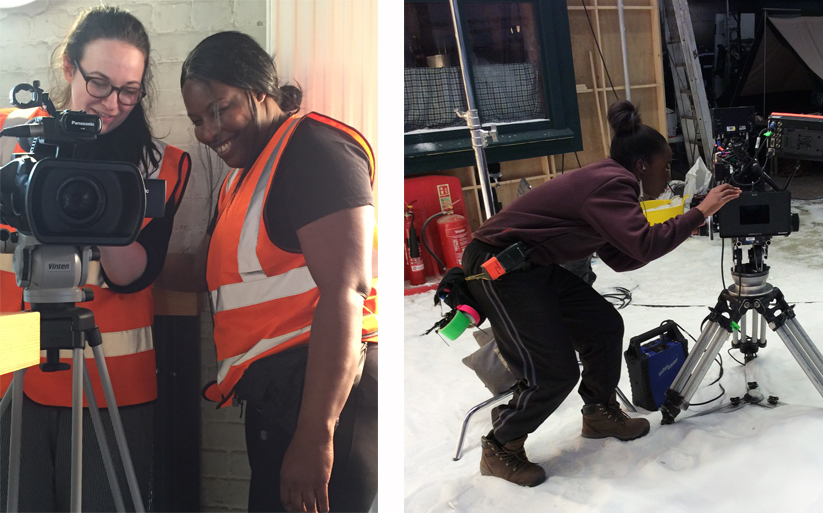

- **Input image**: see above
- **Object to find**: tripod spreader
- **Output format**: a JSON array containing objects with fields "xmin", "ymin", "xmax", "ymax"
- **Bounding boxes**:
[{"xmin": 660, "ymin": 284, "xmax": 823, "ymax": 424}]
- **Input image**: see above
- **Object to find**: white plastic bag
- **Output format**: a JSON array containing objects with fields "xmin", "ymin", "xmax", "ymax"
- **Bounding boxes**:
[{"xmin": 682, "ymin": 157, "xmax": 711, "ymax": 212}]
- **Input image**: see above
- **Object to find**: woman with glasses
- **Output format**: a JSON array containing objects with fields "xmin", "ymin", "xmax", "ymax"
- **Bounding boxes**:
[
  {"xmin": 462, "ymin": 99, "xmax": 741, "ymax": 487},
  {"xmin": 0, "ymin": 6, "xmax": 190, "ymax": 511}
]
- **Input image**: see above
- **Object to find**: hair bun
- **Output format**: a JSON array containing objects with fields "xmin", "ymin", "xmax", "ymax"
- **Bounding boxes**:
[
  {"xmin": 607, "ymin": 99, "xmax": 642, "ymax": 135},
  {"xmin": 278, "ymin": 84, "xmax": 303, "ymax": 114}
]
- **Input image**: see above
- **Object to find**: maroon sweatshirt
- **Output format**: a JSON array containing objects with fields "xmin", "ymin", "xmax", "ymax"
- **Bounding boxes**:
[{"xmin": 473, "ymin": 158, "xmax": 705, "ymax": 272}]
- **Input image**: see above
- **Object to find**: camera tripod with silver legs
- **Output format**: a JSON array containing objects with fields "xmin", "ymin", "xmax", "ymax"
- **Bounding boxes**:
[
  {"xmin": 0, "ymin": 235, "xmax": 144, "ymax": 512},
  {"xmin": 660, "ymin": 239, "xmax": 823, "ymax": 424}
]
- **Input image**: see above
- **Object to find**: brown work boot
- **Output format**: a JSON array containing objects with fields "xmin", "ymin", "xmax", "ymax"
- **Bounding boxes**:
[
  {"xmin": 582, "ymin": 395, "xmax": 650, "ymax": 441},
  {"xmin": 479, "ymin": 434, "xmax": 547, "ymax": 487}
]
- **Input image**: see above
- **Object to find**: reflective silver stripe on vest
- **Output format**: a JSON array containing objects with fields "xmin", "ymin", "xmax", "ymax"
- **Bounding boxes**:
[
  {"xmin": 237, "ymin": 127, "xmax": 294, "ymax": 280},
  {"xmin": 216, "ymin": 325, "xmax": 311, "ymax": 384},
  {"xmin": 224, "ymin": 168, "xmax": 241, "ymax": 196},
  {"xmin": 50, "ymin": 325, "xmax": 153, "ymax": 359},
  {"xmin": 210, "ymin": 120, "xmax": 317, "ymax": 314},
  {"xmin": 210, "ymin": 265, "xmax": 316, "ymax": 313}
]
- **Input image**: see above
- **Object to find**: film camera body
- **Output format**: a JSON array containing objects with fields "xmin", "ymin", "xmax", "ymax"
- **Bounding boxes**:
[
  {"xmin": 710, "ymin": 106, "xmax": 799, "ymax": 240},
  {"xmin": 0, "ymin": 81, "xmax": 164, "ymax": 304}
]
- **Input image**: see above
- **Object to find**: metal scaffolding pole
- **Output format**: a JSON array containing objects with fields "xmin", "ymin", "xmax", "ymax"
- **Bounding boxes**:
[{"xmin": 448, "ymin": 0, "xmax": 497, "ymax": 219}]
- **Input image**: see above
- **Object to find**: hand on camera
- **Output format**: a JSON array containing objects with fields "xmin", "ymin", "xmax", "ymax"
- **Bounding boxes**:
[{"xmin": 695, "ymin": 184, "xmax": 741, "ymax": 217}]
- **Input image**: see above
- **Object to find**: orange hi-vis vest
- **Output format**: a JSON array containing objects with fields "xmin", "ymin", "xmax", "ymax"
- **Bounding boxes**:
[
  {"xmin": 205, "ymin": 112, "xmax": 377, "ymax": 406},
  {"xmin": 0, "ymin": 107, "xmax": 190, "ymax": 407}
]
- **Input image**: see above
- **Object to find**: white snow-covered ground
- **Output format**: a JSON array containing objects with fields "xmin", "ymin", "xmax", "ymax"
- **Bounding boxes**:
[{"xmin": 404, "ymin": 199, "xmax": 823, "ymax": 513}]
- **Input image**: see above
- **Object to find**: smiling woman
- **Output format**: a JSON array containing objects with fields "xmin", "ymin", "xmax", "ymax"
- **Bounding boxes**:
[
  {"xmin": 180, "ymin": 31, "xmax": 378, "ymax": 513},
  {"xmin": 182, "ymin": 79, "xmax": 288, "ymax": 170}
]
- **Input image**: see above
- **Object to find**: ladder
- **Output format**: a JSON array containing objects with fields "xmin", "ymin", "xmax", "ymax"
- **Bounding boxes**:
[{"xmin": 660, "ymin": 0, "xmax": 714, "ymax": 170}]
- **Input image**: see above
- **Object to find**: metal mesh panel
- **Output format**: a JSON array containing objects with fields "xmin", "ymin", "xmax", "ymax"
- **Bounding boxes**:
[{"xmin": 404, "ymin": 63, "xmax": 544, "ymax": 132}]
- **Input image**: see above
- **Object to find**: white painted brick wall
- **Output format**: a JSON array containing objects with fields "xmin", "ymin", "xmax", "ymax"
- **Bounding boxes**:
[{"xmin": 0, "ymin": 1, "xmax": 267, "ymax": 510}]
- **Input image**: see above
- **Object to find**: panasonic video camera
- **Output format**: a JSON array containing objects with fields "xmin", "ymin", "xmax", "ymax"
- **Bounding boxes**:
[{"xmin": 0, "ymin": 81, "xmax": 164, "ymax": 246}]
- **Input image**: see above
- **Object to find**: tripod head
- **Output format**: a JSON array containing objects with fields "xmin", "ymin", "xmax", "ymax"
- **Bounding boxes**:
[
  {"xmin": 0, "ymin": 229, "xmax": 101, "ymax": 371},
  {"xmin": 727, "ymin": 236, "xmax": 774, "ymax": 297}
]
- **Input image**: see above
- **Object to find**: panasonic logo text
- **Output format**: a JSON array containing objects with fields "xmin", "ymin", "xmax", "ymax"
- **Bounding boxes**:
[{"xmin": 71, "ymin": 120, "xmax": 96, "ymax": 127}]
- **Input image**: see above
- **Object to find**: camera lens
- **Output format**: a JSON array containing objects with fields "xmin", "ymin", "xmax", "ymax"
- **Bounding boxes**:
[{"xmin": 55, "ymin": 175, "xmax": 106, "ymax": 227}]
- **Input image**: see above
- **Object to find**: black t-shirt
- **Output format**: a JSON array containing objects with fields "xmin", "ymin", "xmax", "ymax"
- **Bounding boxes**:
[{"xmin": 210, "ymin": 116, "xmax": 374, "ymax": 251}]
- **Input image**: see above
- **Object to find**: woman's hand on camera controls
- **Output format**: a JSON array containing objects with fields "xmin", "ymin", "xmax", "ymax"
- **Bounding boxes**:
[{"xmin": 695, "ymin": 184, "xmax": 742, "ymax": 217}]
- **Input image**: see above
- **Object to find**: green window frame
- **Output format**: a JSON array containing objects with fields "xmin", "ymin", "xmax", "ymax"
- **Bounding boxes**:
[{"xmin": 404, "ymin": 0, "xmax": 582, "ymax": 175}]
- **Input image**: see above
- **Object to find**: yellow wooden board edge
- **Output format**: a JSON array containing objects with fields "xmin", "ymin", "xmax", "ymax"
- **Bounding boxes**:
[{"xmin": 0, "ymin": 311, "xmax": 41, "ymax": 375}]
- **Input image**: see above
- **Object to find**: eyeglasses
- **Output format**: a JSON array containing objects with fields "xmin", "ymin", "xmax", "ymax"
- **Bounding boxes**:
[{"xmin": 74, "ymin": 60, "xmax": 146, "ymax": 106}]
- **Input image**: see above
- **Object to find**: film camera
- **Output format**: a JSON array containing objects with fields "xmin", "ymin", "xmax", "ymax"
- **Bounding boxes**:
[{"xmin": 709, "ymin": 106, "xmax": 799, "ymax": 240}]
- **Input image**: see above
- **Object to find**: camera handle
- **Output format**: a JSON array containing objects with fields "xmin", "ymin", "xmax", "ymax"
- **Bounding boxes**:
[{"xmin": 10, "ymin": 80, "xmax": 57, "ymax": 117}]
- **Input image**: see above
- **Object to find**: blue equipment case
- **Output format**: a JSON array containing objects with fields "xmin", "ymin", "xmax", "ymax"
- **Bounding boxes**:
[{"xmin": 624, "ymin": 320, "xmax": 689, "ymax": 411}]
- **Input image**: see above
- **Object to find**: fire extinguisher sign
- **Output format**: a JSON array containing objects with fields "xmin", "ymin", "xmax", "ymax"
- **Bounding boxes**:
[{"xmin": 437, "ymin": 184, "xmax": 453, "ymax": 211}]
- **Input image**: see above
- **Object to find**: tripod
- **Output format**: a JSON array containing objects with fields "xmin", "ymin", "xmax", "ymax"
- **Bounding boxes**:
[
  {"xmin": 1, "ymin": 303, "xmax": 145, "ymax": 513},
  {"xmin": 0, "ymin": 235, "xmax": 145, "ymax": 512},
  {"xmin": 660, "ymin": 239, "xmax": 823, "ymax": 424}
]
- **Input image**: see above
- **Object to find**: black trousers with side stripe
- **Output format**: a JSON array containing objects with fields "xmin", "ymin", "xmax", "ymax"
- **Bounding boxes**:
[{"xmin": 463, "ymin": 240, "xmax": 624, "ymax": 444}]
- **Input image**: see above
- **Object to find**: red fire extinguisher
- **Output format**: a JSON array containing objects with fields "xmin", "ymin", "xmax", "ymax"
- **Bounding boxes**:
[
  {"xmin": 436, "ymin": 208, "xmax": 471, "ymax": 269},
  {"xmin": 405, "ymin": 210, "xmax": 426, "ymax": 285}
]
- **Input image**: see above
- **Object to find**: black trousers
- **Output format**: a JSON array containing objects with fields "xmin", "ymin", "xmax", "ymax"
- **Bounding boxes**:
[
  {"xmin": 0, "ymin": 395, "xmax": 154, "ymax": 512},
  {"xmin": 242, "ymin": 343, "xmax": 378, "ymax": 513},
  {"xmin": 464, "ymin": 240, "xmax": 624, "ymax": 444}
]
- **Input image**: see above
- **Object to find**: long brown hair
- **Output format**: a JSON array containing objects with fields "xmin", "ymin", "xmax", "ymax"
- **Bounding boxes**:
[{"xmin": 51, "ymin": 6, "xmax": 159, "ymax": 173}]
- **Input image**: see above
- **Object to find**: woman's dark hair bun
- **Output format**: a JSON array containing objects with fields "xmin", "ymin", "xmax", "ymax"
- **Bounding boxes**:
[
  {"xmin": 607, "ymin": 99, "xmax": 642, "ymax": 135},
  {"xmin": 278, "ymin": 84, "xmax": 302, "ymax": 115}
]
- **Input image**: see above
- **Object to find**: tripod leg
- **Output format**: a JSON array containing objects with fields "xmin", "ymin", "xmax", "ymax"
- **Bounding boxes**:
[
  {"xmin": 71, "ymin": 348, "xmax": 84, "ymax": 513},
  {"xmin": 90, "ymin": 345, "xmax": 145, "ymax": 513},
  {"xmin": 680, "ymin": 324, "xmax": 730, "ymax": 403},
  {"xmin": 662, "ymin": 321, "xmax": 729, "ymax": 422},
  {"xmin": 669, "ymin": 321, "xmax": 721, "ymax": 393},
  {"xmin": 773, "ymin": 319, "xmax": 823, "ymax": 398},
  {"xmin": 6, "ymin": 370, "xmax": 25, "ymax": 513},
  {"xmin": 83, "ymin": 366, "xmax": 126, "ymax": 513},
  {"xmin": 786, "ymin": 319, "xmax": 823, "ymax": 375},
  {"xmin": 0, "ymin": 377, "xmax": 13, "ymax": 418}
]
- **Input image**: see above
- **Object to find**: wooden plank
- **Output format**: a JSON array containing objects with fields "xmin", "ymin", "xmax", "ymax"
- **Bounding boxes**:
[
  {"xmin": 589, "ymin": 50, "xmax": 610, "ymax": 157},
  {"xmin": 0, "ymin": 311, "xmax": 40, "ymax": 374},
  {"xmin": 651, "ymin": 0, "xmax": 667, "ymax": 133}
]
